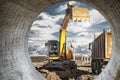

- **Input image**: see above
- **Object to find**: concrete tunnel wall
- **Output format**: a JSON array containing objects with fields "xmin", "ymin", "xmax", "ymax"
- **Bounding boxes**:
[{"xmin": 0, "ymin": 0, "xmax": 120, "ymax": 80}]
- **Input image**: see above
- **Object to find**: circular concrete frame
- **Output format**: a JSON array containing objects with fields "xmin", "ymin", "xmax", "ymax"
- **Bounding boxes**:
[{"xmin": 0, "ymin": 0, "xmax": 120, "ymax": 80}]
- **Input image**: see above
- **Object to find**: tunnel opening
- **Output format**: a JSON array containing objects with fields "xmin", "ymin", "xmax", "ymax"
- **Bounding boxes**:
[
  {"xmin": 0, "ymin": 0, "xmax": 120, "ymax": 80},
  {"xmin": 28, "ymin": 1, "xmax": 112, "ymax": 80}
]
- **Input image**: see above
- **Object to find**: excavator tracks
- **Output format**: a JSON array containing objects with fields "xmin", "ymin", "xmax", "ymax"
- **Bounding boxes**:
[{"xmin": 34, "ymin": 61, "xmax": 96, "ymax": 80}]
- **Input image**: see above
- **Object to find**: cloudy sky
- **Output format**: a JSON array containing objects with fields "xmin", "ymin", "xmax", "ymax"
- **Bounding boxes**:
[{"xmin": 28, "ymin": 1, "xmax": 110, "ymax": 55}]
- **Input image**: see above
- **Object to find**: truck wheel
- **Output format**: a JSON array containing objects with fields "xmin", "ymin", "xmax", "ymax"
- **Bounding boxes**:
[
  {"xmin": 91, "ymin": 60, "xmax": 96, "ymax": 74},
  {"xmin": 96, "ymin": 60, "xmax": 102, "ymax": 74}
]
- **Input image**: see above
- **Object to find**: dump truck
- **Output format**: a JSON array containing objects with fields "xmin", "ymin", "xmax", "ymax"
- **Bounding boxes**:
[{"xmin": 89, "ymin": 30, "xmax": 112, "ymax": 74}]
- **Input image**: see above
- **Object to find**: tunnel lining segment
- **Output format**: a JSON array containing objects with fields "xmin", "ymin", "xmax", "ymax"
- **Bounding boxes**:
[{"xmin": 0, "ymin": 0, "xmax": 120, "ymax": 80}]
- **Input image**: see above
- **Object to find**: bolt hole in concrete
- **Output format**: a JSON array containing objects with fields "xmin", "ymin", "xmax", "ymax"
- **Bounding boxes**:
[{"xmin": 28, "ymin": 1, "xmax": 112, "ymax": 80}]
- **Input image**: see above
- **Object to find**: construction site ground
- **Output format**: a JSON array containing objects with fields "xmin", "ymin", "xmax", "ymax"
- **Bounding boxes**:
[{"xmin": 32, "ymin": 60, "xmax": 98, "ymax": 80}]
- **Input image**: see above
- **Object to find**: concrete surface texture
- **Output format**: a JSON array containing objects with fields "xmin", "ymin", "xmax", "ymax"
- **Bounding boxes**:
[{"xmin": 0, "ymin": 0, "xmax": 120, "ymax": 80}]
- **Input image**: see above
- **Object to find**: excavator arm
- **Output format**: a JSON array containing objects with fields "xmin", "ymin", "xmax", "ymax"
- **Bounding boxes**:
[{"xmin": 59, "ymin": 12, "xmax": 70, "ymax": 59}]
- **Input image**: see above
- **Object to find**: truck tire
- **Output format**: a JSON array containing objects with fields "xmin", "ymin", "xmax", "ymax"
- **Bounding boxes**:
[
  {"xmin": 91, "ymin": 60, "xmax": 96, "ymax": 74},
  {"xmin": 96, "ymin": 60, "xmax": 102, "ymax": 74}
]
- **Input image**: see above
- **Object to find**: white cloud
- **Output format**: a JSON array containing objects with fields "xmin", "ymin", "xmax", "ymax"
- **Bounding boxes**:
[
  {"xmin": 33, "ymin": 12, "xmax": 65, "ymax": 30},
  {"xmin": 30, "ymin": 26, "xmax": 41, "ymax": 30},
  {"xmin": 30, "ymin": 12, "xmax": 62, "ymax": 39},
  {"xmin": 67, "ymin": 21, "xmax": 91, "ymax": 33},
  {"xmin": 77, "ymin": 32, "xmax": 88, "ymax": 36},
  {"xmin": 90, "ymin": 9, "xmax": 106, "ymax": 24},
  {"xmin": 54, "ymin": 3, "xmax": 67, "ymax": 13},
  {"xmin": 28, "ymin": 2, "xmax": 110, "ymax": 55}
]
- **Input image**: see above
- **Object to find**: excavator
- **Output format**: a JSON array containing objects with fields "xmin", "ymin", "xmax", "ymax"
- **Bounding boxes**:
[
  {"xmin": 41, "ymin": 2, "xmax": 90, "ymax": 79},
  {"xmin": 46, "ymin": 2, "xmax": 90, "ymax": 61}
]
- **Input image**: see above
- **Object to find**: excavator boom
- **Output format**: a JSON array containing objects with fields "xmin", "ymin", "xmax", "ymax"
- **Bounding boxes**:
[{"xmin": 59, "ymin": 2, "xmax": 90, "ymax": 60}]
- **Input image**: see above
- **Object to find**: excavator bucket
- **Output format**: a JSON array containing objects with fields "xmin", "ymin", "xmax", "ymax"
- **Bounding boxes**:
[{"xmin": 72, "ymin": 7, "xmax": 90, "ymax": 22}]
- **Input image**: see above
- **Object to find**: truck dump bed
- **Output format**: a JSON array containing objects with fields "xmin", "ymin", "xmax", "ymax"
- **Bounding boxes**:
[{"xmin": 92, "ymin": 30, "xmax": 112, "ymax": 59}]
